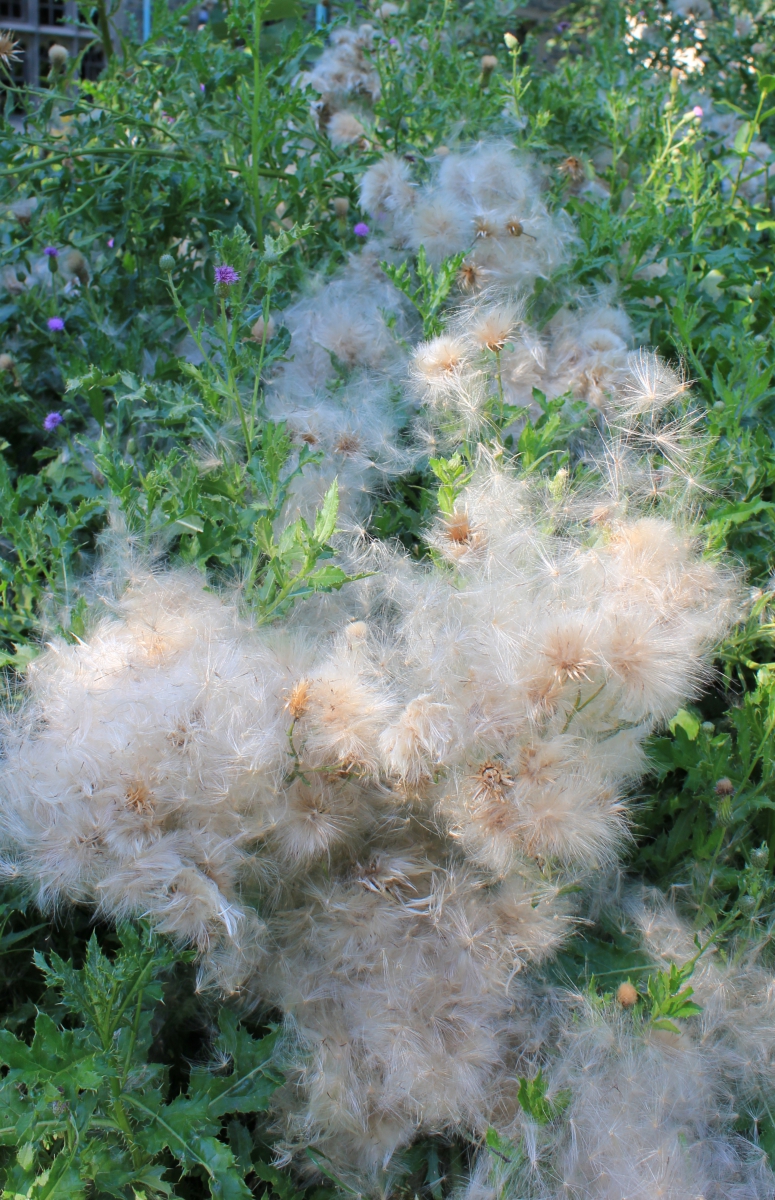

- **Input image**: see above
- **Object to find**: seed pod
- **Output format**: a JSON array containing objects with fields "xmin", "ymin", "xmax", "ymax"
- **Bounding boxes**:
[
  {"xmin": 48, "ymin": 43, "xmax": 69, "ymax": 69},
  {"xmin": 480, "ymin": 54, "xmax": 498, "ymax": 86},
  {"xmin": 617, "ymin": 981, "xmax": 639, "ymax": 1008}
]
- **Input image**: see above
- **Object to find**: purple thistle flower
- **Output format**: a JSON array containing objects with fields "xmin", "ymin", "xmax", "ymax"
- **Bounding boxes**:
[
  {"xmin": 107, "ymin": 237, "xmax": 114, "ymax": 248},
  {"xmin": 556, "ymin": 20, "xmax": 571, "ymax": 32},
  {"xmin": 200, "ymin": 82, "xmax": 205, "ymax": 92},
  {"xmin": 43, "ymin": 245, "xmax": 59, "ymax": 257},
  {"xmin": 692, "ymin": 105, "xmax": 703, "ymax": 118},
  {"xmin": 43, "ymin": 411, "xmax": 63, "ymax": 431},
  {"xmin": 47, "ymin": 316, "xmax": 65, "ymax": 332},
  {"xmin": 354, "ymin": 222, "xmax": 370, "ymax": 237},
  {"xmin": 214, "ymin": 264, "xmax": 240, "ymax": 287},
  {"xmin": 389, "ymin": 36, "xmax": 398, "ymax": 45}
]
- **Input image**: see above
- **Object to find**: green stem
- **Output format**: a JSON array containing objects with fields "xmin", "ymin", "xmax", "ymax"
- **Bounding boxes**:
[
  {"xmin": 219, "ymin": 296, "xmax": 252, "ymax": 460},
  {"xmin": 256, "ymin": 555, "xmax": 317, "ymax": 625},
  {"xmin": 36, "ymin": 1146, "xmax": 79, "ymax": 1200},
  {"xmin": 109, "ymin": 1078, "xmax": 144, "ymax": 1170},
  {"xmin": 94, "ymin": 0, "xmax": 115, "ymax": 59},
  {"xmin": 121, "ymin": 987, "xmax": 145, "ymax": 1087},
  {"xmin": 251, "ymin": 0, "xmax": 264, "ymax": 239},
  {"xmin": 729, "ymin": 89, "xmax": 767, "ymax": 206},
  {"xmin": 696, "ymin": 826, "xmax": 728, "ymax": 923},
  {"xmin": 494, "ymin": 348, "xmax": 505, "ymax": 426},
  {"xmin": 562, "ymin": 679, "xmax": 607, "ymax": 733},
  {"xmin": 105, "ymin": 957, "xmax": 157, "ymax": 1044}
]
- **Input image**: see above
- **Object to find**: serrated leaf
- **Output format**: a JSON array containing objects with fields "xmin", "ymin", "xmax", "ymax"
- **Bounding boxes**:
[
  {"xmin": 0, "ymin": 1014, "xmax": 102, "ymax": 1090},
  {"xmin": 189, "ymin": 1014, "xmax": 282, "ymax": 1117},
  {"xmin": 252, "ymin": 1161, "xmax": 305, "ymax": 1200},
  {"xmin": 306, "ymin": 564, "xmax": 350, "ymax": 591},
  {"xmin": 312, "ymin": 478, "xmax": 340, "ymax": 545}
]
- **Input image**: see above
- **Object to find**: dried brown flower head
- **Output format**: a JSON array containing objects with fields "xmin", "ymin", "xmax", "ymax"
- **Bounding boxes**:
[
  {"xmin": 558, "ymin": 155, "xmax": 585, "ymax": 183},
  {"xmin": 474, "ymin": 215, "xmax": 497, "ymax": 238},
  {"xmin": 458, "ymin": 260, "xmax": 486, "ymax": 292},
  {"xmin": 125, "ymin": 781, "xmax": 154, "ymax": 813},
  {"xmin": 0, "ymin": 31, "xmax": 21, "ymax": 70},
  {"xmin": 334, "ymin": 432, "xmax": 362, "ymax": 455},
  {"xmin": 287, "ymin": 680, "xmax": 310, "ymax": 720},
  {"xmin": 473, "ymin": 761, "xmax": 514, "ymax": 802}
]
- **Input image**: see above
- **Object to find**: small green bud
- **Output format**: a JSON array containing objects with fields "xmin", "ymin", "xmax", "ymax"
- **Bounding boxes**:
[
  {"xmin": 751, "ymin": 844, "xmax": 769, "ymax": 868},
  {"xmin": 504, "ymin": 31, "xmax": 518, "ymax": 49},
  {"xmin": 701, "ymin": 721, "xmax": 715, "ymax": 733},
  {"xmin": 716, "ymin": 796, "xmax": 733, "ymax": 826},
  {"xmin": 739, "ymin": 894, "xmax": 757, "ymax": 914},
  {"xmin": 159, "ymin": 253, "xmax": 176, "ymax": 272}
]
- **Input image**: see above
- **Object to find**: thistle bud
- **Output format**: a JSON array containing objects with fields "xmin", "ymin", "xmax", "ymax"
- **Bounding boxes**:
[
  {"xmin": 714, "ymin": 777, "xmax": 734, "ymax": 797},
  {"xmin": 739, "ymin": 894, "xmax": 757, "ymax": 914},
  {"xmin": 480, "ymin": 54, "xmax": 498, "ymax": 86},
  {"xmin": 617, "ymin": 982, "xmax": 639, "ymax": 1008},
  {"xmin": 751, "ymin": 844, "xmax": 769, "ymax": 868},
  {"xmin": 504, "ymin": 31, "xmax": 518, "ymax": 49},
  {"xmin": 716, "ymin": 797, "xmax": 733, "ymax": 826},
  {"xmin": 159, "ymin": 253, "xmax": 175, "ymax": 272},
  {"xmin": 48, "ymin": 43, "xmax": 69, "ymax": 69},
  {"xmin": 332, "ymin": 196, "xmax": 350, "ymax": 219},
  {"xmin": 0, "ymin": 353, "xmax": 13, "ymax": 372}
]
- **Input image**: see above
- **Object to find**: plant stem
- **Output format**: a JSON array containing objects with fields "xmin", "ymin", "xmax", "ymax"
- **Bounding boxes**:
[
  {"xmin": 94, "ymin": 0, "xmax": 115, "ymax": 59},
  {"xmin": 251, "ymin": 0, "xmax": 264, "ymax": 240},
  {"xmin": 730, "ymin": 88, "xmax": 767, "ymax": 206},
  {"xmin": 219, "ymin": 297, "xmax": 252, "ymax": 460},
  {"xmin": 494, "ymin": 348, "xmax": 505, "ymax": 425}
]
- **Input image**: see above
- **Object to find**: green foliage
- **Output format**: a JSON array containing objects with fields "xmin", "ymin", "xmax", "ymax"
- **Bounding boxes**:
[
  {"xmin": 380, "ymin": 249, "xmax": 466, "ymax": 338},
  {"xmin": 0, "ymin": 925, "xmax": 282, "ymax": 1199},
  {"xmin": 0, "ymin": 451, "xmax": 103, "ymax": 657},
  {"xmin": 427, "ymin": 453, "xmax": 473, "ymax": 517},
  {"xmin": 516, "ymin": 1069, "xmax": 570, "ymax": 1126},
  {"xmin": 645, "ymin": 961, "xmax": 704, "ymax": 1034},
  {"xmin": 635, "ymin": 650, "xmax": 775, "ymax": 926}
]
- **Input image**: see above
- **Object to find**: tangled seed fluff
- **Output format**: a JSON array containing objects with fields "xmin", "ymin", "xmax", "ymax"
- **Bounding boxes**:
[{"xmin": 0, "ymin": 131, "xmax": 765, "ymax": 1195}]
